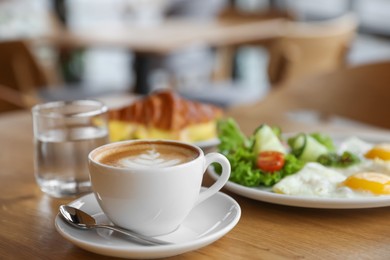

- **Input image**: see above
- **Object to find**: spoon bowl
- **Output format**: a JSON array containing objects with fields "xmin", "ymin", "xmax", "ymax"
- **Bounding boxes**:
[{"xmin": 59, "ymin": 205, "xmax": 171, "ymax": 246}]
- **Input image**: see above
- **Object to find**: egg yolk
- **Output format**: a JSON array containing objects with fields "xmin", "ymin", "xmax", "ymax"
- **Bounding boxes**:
[
  {"xmin": 365, "ymin": 144, "xmax": 390, "ymax": 161},
  {"xmin": 343, "ymin": 172, "xmax": 390, "ymax": 195}
]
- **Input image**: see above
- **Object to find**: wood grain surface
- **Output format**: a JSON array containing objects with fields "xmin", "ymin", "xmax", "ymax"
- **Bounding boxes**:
[{"xmin": 2, "ymin": 110, "xmax": 390, "ymax": 259}]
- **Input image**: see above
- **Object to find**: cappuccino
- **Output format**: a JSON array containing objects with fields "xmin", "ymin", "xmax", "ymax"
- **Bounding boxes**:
[
  {"xmin": 88, "ymin": 139, "xmax": 231, "ymax": 236},
  {"xmin": 96, "ymin": 141, "xmax": 199, "ymax": 168}
]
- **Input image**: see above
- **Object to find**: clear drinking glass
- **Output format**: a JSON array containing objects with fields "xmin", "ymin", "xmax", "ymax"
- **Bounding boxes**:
[{"xmin": 32, "ymin": 100, "xmax": 109, "ymax": 198}]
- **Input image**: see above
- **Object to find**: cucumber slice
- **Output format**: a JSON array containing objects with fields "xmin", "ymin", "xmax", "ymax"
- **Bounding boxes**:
[
  {"xmin": 290, "ymin": 133, "xmax": 306, "ymax": 156},
  {"xmin": 291, "ymin": 134, "xmax": 328, "ymax": 162},
  {"xmin": 252, "ymin": 124, "xmax": 286, "ymax": 154}
]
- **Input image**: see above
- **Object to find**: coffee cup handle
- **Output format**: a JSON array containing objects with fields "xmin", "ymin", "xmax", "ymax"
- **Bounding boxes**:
[{"xmin": 195, "ymin": 153, "xmax": 231, "ymax": 206}]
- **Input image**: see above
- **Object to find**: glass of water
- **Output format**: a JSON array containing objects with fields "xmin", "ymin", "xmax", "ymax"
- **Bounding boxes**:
[{"xmin": 32, "ymin": 100, "xmax": 109, "ymax": 198}]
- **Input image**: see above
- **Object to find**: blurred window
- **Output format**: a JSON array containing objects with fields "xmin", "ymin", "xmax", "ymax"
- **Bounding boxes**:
[
  {"xmin": 0, "ymin": 0, "xmax": 51, "ymax": 39},
  {"xmin": 354, "ymin": 0, "xmax": 390, "ymax": 36},
  {"xmin": 281, "ymin": 0, "xmax": 350, "ymax": 21}
]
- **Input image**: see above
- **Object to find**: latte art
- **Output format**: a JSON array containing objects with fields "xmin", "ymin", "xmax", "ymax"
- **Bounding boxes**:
[
  {"xmin": 118, "ymin": 149, "xmax": 182, "ymax": 168},
  {"xmin": 96, "ymin": 141, "xmax": 199, "ymax": 169}
]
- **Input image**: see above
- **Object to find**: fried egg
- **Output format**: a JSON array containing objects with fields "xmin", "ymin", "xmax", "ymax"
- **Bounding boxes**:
[
  {"xmin": 343, "ymin": 172, "xmax": 390, "ymax": 195},
  {"xmin": 273, "ymin": 139, "xmax": 390, "ymax": 198},
  {"xmin": 365, "ymin": 143, "xmax": 390, "ymax": 161},
  {"xmin": 273, "ymin": 163, "xmax": 346, "ymax": 197}
]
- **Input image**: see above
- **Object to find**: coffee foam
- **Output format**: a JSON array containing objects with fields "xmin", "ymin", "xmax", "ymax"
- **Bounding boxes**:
[
  {"xmin": 117, "ymin": 148, "xmax": 182, "ymax": 168},
  {"xmin": 96, "ymin": 141, "xmax": 199, "ymax": 168}
]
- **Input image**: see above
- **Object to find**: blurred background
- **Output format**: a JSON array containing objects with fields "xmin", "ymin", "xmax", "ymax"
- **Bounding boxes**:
[{"xmin": 1, "ymin": 0, "xmax": 390, "ymax": 113}]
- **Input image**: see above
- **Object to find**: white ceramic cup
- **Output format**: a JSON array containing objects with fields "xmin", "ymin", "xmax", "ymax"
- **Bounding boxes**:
[{"xmin": 88, "ymin": 139, "xmax": 230, "ymax": 236}]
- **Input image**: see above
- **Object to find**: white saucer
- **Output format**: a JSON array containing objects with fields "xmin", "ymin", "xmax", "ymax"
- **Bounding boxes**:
[{"xmin": 55, "ymin": 190, "xmax": 241, "ymax": 259}]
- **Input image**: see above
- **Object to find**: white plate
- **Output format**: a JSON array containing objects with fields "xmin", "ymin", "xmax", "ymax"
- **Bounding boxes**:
[
  {"xmin": 194, "ymin": 138, "xmax": 219, "ymax": 151},
  {"xmin": 209, "ymin": 132, "xmax": 390, "ymax": 209},
  {"xmin": 55, "ymin": 190, "xmax": 241, "ymax": 259}
]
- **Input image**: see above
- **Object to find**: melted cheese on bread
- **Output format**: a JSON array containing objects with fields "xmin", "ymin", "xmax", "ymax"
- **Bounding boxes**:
[{"xmin": 108, "ymin": 90, "xmax": 222, "ymax": 143}]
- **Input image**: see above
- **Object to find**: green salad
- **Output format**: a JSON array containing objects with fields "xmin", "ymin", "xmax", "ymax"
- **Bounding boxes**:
[{"xmin": 214, "ymin": 118, "xmax": 360, "ymax": 187}]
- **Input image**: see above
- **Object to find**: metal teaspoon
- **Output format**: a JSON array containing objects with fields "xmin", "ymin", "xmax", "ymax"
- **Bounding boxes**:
[{"xmin": 59, "ymin": 205, "xmax": 171, "ymax": 246}]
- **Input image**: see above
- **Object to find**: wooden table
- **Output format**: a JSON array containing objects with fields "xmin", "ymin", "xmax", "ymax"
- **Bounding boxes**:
[
  {"xmin": 2, "ymin": 109, "xmax": 390, "ymax": 259},
  {"xmin": 42, "ymin": 16, "xmax": 285, "ymax": 94}
]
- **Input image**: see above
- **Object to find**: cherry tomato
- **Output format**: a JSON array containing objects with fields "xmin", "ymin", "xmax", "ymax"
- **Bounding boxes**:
[{"xmin": 256, "ymin": 151, "xmax": 285, "ymax": 172}]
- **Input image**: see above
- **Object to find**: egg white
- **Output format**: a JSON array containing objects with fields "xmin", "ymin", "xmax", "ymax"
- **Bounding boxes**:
[
  {"xmin": 273, "ymin": 137, "xmax": 390, "ymax": 198},
  {"xmin": 273, "ymin": 163, "xmax": 349, "ymax": 197}
]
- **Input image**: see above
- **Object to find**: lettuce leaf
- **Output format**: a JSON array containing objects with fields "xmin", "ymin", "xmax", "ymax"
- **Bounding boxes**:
[
  {"xmin": 217, "ymin": 118, "xmax": 249, "ymax": 155},
  {"xmin": 215, "ymin": 119, "xmax": 304, "ymax": 187}
]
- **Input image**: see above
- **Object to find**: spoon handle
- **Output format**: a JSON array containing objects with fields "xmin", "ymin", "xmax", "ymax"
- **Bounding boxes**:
[{"xmin": 96, "ymin": 224, "xmax": 172, "ymax": 246}]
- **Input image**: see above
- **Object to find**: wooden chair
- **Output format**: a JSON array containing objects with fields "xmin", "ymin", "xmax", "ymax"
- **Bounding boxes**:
[
  {"xmin": 175, "ymin": 8, "xmax": 294, "ymax": 108},
  {"xmin": 227, "ymin": 61, "xmax": 390, "ymax": 130},
  {"xmin": 268, "ymin": 13, "xmax": 357, "ymax": 87},
  {"xmin": 0, "ymin": 38, "xmax": 132, "ymax": 114},
  {"xmin": 212, "ymin": 7, "xmax": 295, "ymax": 82},
  {"xmin": 0, "ymin": 83, "xmax": 39, "ymax": 112},
  {"xmin": 0, "ymin": 40, "xmax": 47, "ymax": 112}
]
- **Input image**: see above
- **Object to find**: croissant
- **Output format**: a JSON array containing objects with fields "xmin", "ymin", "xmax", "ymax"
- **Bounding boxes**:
[{"xmin": 108, "ymin": 90, "xmax": 223, "ymax": 142}]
